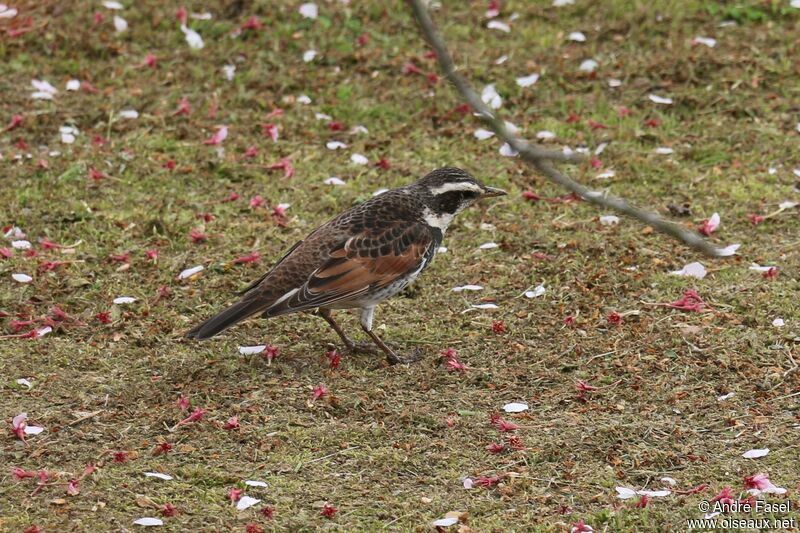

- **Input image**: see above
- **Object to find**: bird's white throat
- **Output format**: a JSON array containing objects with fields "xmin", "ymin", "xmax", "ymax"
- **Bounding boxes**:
[{"xmin": 422, "ymin": 207, "xmax": 455, "ymax": 232}]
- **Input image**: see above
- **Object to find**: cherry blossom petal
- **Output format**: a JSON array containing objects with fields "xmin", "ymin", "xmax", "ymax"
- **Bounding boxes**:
[
  {"xmin": 599, "ymin": 215, "xmax": 619, "ymax": 226},
  {"xmin": 298, "ymin": 2, "xmax": 318, "ymax": 19},
  {"xmin": 524, "ymin": 284, "xmax": 546, "ymax": 298},
  {"xmin": 180, "ymin": 25, "xmax": 204, "ymax": 49},
  {"xmin": 119, "ymin": 109, "xmax": 139, "ymax": 119},
  {"xmin": 670, "ymin": 262, "xmax": 707, "ymax": 279},
  {"xmin": 238, "ymin": 345, "xmax": 266, "ymax": 355},
  {"xmin": 654, "ymin": 147, "xmax": 674, "ymax": 155},
  {"xmin": 0, "ymin": 5, "xmax": 18, "ymax": 18},
  {"xmin": 692, "ymin": 36, "xmax": 716, "ymax": 47},
  {"xmin": 717, "ymin": 392, "xmax": 735, "ymax": 401},
  {"xmin": 245, "ymin": 480, "xmax": 268, "ymax": 487},
  {"xmin": 637, "ymin": 489, "xmax": 671, "ymax": 498},
  {"xmin": 113, "ymin": 296, "xmax": 137, "ymax": 304},
  {"xmin": 133, "ymin": 518, "xmax": 164, "ymax": 526},
  {"xmin": 608, "ymin": 78, "xmax": 622, "ymax": 87},
  {"xmin": 487, "ymin": 20, "xmax": 510, "ymax": 32},
  {"xmin": 326, "ymin": 141, "xmax": 347, "ymax": 150},
  {"xmin": 103, "ymin": 1, "xmax": 124, "ymax": 9},
  {"xmin": 615, "ymin": 487, "xmax": 637, "ymax": 500},
  {"xmin": 469, "ymin": 303, "xmax": 499, "ymax": 310},
  {"xmin": 452, "ymin": 285, "xmax": 483, "ymax": 292},
  {"xmin": 499, "ymin": 143, "xmax": 518, "ymax": 157},
  {"xmin": 302, "ymin": 50, "xmax": 317, "ymax": 62},
  {"xmin": 503, "ymin": 402, "xmax": 528, "ymax": 413},
  {"xmin": 432, "ymin": 517, "xmax": 458, "ymax": 527},
  {"xmin": 715, "ymin": 243, "xmax": 740, "ymax": 257},
  {"xmin": 12, "ymin": 273, "xmax": 32, "ymax": 283},
  {"xmin": 350, "ymin": 153, "xmax": 368, "ymax": 165},
  {"xmin": 516, "ymin": 73, "xmax": 539, "ymax": 87},
  {"xmin": 772, "ymin": 318, "xmax": 785, "ymax": 328},
  {"xmin": 324, "ymin": 177, "xmax": 345, "ymax": 186},
  {"xmin": 113, "ymin": 15, "xmax": 128, "ymax": 32},
  {"xmin": 178, "ymin": 265, "xmax": 204, "ymax": 280},
  {"xmin": 474, "ymin": 129, "xmax": 495, "ymax": 140},
  {"xmin": 742, "ymin": 448, "xmax": 769, "ymax": 459},
  {"xmin": 578, "ymin": 59, "xmax": 598, "ymax": 72},
  {"xmin": 144, "ymin": 472, "xmax": 173, "ymax": 481},
  {"xmin": 32, "ymin": 79, "xmax": 58, "ymax": 95},
  {"xmin": 536, "ymin": 130, "xmax": 555, "ymax": 140},
  {"xmin": 481, "ymin": 84, "xmax": 502, "ymax": 109},
  {"xmin": 596, "ymin": 170, "xmax": 616, "ymax": 179},
  {"xmin": 568, "ymin": 31, "xmax": 586, "ymax": 42},
  {"xmin": 66, "ymin": 79, "xmax": 80, "ymax": 91},
  {"xmin": 479, "ymin": 242, "xmax": 499, "ymax": 250},
  {"xmin": 16, "ymin": 378, "xmax": 33, "ymax": 389},
  {"xmin": 648, "ymin": 94, "xmax": 673, "ymax": 105},
  {"xmin": 222, "ymin": 65, "xmax": 235, "ymax": 81},
  {"xmin": 236, "ymin": 496, "xmax": 261, "ymax": 511}
]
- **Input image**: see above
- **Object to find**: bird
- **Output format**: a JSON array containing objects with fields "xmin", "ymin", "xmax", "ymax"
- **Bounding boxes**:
[{"xmin": 185, "ymin": 167, "xmax": 506, "ymax": 364}]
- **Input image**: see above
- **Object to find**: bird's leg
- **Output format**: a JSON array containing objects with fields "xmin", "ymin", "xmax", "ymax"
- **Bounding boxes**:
[
  {"xmin": 319, "ymin": 308, "xmax": 377, "ymax": 354},
  {"xmin": 359, "ymin": 307, "xmax": 423, "ymax": 365}
]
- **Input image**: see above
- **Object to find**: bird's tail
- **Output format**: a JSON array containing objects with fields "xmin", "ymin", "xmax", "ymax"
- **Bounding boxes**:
[{"xmin": 185, "ymin": 298, "xmax": 270, "ymax": 340}]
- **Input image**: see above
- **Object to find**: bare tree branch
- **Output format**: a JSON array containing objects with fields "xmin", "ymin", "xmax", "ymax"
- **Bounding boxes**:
[{"xmin": 409, "ymin": 0, "xmax": 729, "ymax": 258}]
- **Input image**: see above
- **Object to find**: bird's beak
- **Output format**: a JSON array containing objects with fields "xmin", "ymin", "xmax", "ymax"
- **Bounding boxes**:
[{"xmin": 481, "ymin": 186, "xmax": 507, "ymax": 198}]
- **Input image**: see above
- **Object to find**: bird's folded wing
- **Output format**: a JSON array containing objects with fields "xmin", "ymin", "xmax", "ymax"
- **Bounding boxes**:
[{"xmin": 263, "ymin": 223, "xmax": 433, "ymax": 316}]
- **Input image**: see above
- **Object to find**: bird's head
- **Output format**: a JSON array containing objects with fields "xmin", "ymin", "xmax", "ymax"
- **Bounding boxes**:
[{"xmin": 413, "ymin": 167, "xmax": 506, "ymax": 231}]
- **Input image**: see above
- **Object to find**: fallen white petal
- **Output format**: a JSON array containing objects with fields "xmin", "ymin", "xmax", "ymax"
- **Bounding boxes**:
[
  {"xmin": 670, "ymin": 262, "xmax": 707, "ymax": 279},
  {"xmin": 716, "ymin": 392, "xmax": 735, "ymax": 401},
  {"xmin": 119, "ymin": 109, "xmax": 139, "ymax": 119},
  {"xmin": 474, "ymin": 129, "xmax": 495, "ymax": 140},
  {"xmin": 432, "ymin": 517, "xmax": 459, "ymax": 527},
  {"xmin": 742, "ymin": 448, "xmax": 769, "ymax": 459},
  {"xmin": 615, "ymin": 486, "xmax": 637, "ymax": 500},
  {"xmin": 693, "ymin": 36, "xmax": 717, "ymax": 48},
  {"xmin": 302, "ymin": 50, "xmax": 317, "ymax": 62},
  {"xmin": 494, "ymin": 54, "xmax": 508, "ymax": 65},
  {"xmin": 487, "ymin": 20, "xmax": 510, "ymax": 32},
  {"xmin": 297, "ymin": 94, "xmax": 312, "ymax": 104},
  {"xmin": 481, "ymin": 84, "xmax": 502, "ymax": 110},
  {"xmin": 599, "ymin": 215, "xmax": 619, "ymax": 226},
  {"xmin": 239, "ymin": 345, "xmax": 266, "ymax": 355},
  {"xmin": 24, "ymin": 426, "xmax": 44, "ymax": 435},
  {"xmin": 66, "ymin": 79, "xmax": 80, "ymax": 91},
  {"xmin": 654, "ymin": 147, "xmax": 674, "ymax": 155},
  {"xmin": 236, "ymin": 495, "xmax": 261, "ymax": 511},
  {"xmin": 715, "ymin": 244, "xmax": 740, "ymax": 257},
  {"xmin": 503, "ymin": 402, "xmax": 528, "ymax": 413},
  {"xmin": 61, "ymin": 132, "xmax": 76, "ymax": 144},
  {"xmin": 772, "ymin": 318, "xmax": 785, "ymax": 328},
  {"xmin": 779, "ymin": 201, "xmax": 798, "ymax": 210},
  {"xmin": 578, "ymin": 59, "xmax": 598, "ymax": 72},
  {"xmin": 748, "ymin": 263, "xmax": 774, "ymax": 272},
  {"xmin": 660, "ymin": 477, "xmax": 677, "ymax": 486},
  {"xmin": 16, "ymin": 378, "xmax": 33, "ymax": 389},
  {"xmin": 794, "ymin": 0, "xmax": 800, "ymax": 9},
  {"xmin": 190, "ymin": 12, "xmax": 213, "ymax": 20},
  {"xmin": 794, "ymin": 168, "xmax": 800, "ymax": 178},
  {"xmin": 638, "ymin": 489, "xmax": 671, "ymax": 498},
  {"xmin": 0, "ymin": 6, "xmax": 18, "ymax": 18},
  {"xmin": 178, "ymin": 265, "xmax": 204, "ymax": 280},
  {"xmin": 536, "ymin": 130, "xmax": 555, "ymax": 140},
  {"xmin": 324, "ymin": 177, "xmax": 345, "ymax": 186},
  {"xmin": 462, "ymin": 477, "xmax": 474, "ymax": 489},
  {"xmin": 12, "ymin": 273, "xmax": 33, "ymax": 283},
  {"xmin": 134, "ymin": 517, "xmax": 163, "ymax": 526},
  {"xmin": 326, "ymin": 141, "xmax": 347, "ymax": 150},
  {"xmin": 568, "ymin": 31, "xmax": 586, "ymax": 42},
  {"xmin": 471, "ymin": 303, "xmax": 499, "ymax": 310},
  {"xmin": 315, "ymin": 112, "xmax": 331, "ymax": 120},
  {"xmin": 113, "ymin": 296, "xmax": 137, "ymax": 304},
  {"xmin": 299, "ymin": 2, "xmax": 318, "ymax": 19},
  {"xmin": 103, "ymin": 1, "xmax": 124, "ymax": 9},
  {"xmin": 245, "ymin": 480, "xmax": 268, "ymax": 487},
  {"xmin": 524, "ymin": 284, "xmax": 546, "ymax": 298},
  {"xmin": 649, "ymin": 94, "xmax": 673, "ymax": 105},
  {"xmin": 113, "ymin": 15, "xmax": 128, "ymax": 33},
  {"xmin": 32, "ymin": 79, "xmax": 58, "ymax": 94},
  {"xmin": 452, "ymin": 285, "xmax": 483, "ymax": 292},
  {"xmin": 35, "ymin": 326, "xmax": 52, "ymax": 338},
  {"xmin": 479, "ymin": 242, "xmax": 499, "ymax": 250},
  {"xmin": 31, "ymin": 91, "xmax": 55, "ymax": 100},
  {"xmin": 499, "ymin": 143, "xmax": 518, "ymax": 157},
  {"xmin": 553, "ymin": 0, "xmax": 575, "ymax": 5},
  {"xmin": 350, "ymin": 125, "xmax": 368, "ymax": 134},
  {"xmin": 350, "ymin": 153, "xmax": 368, "ymax": 165},
  {"xmin": 516, "ymin": 73, "xmax": 539, "ymax": 87},
  {"xmin": 144, "ymin": 472, "xmax": 173, "ymax": 481},
  {"xmin": 181, "ymin": 25, "xmax": 204, "ymax": 49},
  {"xmin": 596, "ymin": 170, "xmax": 616, "ymax": 179},
  {"xmin": 222, "ymin": 64, "xmax": 236, "ymax": 81},
  {"xmin": 608, "ymin": 78, "xmax": 622, "ymax": 88},
  {"xmin": 437, "ymin": 246, "xmax": 448, "ymax": 253}
]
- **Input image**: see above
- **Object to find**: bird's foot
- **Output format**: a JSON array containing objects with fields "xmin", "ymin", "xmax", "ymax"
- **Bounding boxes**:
[{"xmin": 385, "ymin": 346, "xmax": 424, "ymax": 365}]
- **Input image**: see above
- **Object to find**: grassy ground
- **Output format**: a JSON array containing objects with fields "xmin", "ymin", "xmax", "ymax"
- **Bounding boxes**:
[{"xmin": 2, "ymin": 0, "xmax": 799, "ymax": 530}]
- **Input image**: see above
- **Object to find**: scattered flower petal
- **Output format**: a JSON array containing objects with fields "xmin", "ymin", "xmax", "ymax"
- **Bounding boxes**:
[
  {"xmin": 578, "ymin": 59, "xmax": 598, "ymax": 72},
  {"xmin": 12, "ymin": 273, "xmax": 32, "ymax": 283},
  {"xmin": 133, "ymin": 518, "xmax": 164, "ymax": 527},
  {"xmin": 503, "ymin": 402, "xmax": 528, "ymax": 413},
  {"xmin": 324, "ymin": 177, "xmax": 345, "ymax": 186},
  {"xmin": 237, "ymin": 496, "xmax": 261, "ymax": 511},
  {"xmin": 178, "ymin": 265, "xmax": 204, "ymax": 280},
  {"xmin": 474, "ymin": 129, "xmax": 495, "ymax": 140},
  {"xmin": 568, "ymin": 31, "xmax": 586, "ymax": 42},
  {"xmin": 113, "ymin": 296, "xmax": 137, "ymax": 304},
  {"xmin": 299, "ymin": 2, "xmax": 318, "ymax": 19},
  {"xmin": 487, "ymin": 20, "xmax": 510, "ymax": 32},
  {"xmin": 350, "ymin": 153, "xmax": 368, "ymax": 165},
  {"xmin": 144, "ymin": 472, "xmax": 173, "ymax": 481},
  {"xmin": 452, "ymin": 284, "xmax": 483, "ymax": 292},
  {"xmin": 742, "ymin": 448, "xmax": 769, "ymax": 459},
  {"xmin": 648, "ymin": 94, "xmax": 673, "ymax": 105},
  {"xmin": 516, "ymin": 73, "xmax": 539, "ymax": 87},
  {"xmin": 238, "ymin": 345, "xmax": 266, "ymax": 355},
  {"xmin": 113, "ymin": 15, "xmax": 128, "ymax": 32}
]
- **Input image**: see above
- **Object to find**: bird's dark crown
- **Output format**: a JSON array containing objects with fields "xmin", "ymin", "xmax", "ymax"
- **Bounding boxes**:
[{"xmin": 413, "ymin": 167, "xmax": 483, "ymax": 191}]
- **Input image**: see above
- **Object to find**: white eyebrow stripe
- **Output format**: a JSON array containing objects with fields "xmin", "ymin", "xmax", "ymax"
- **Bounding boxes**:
[{"xmin": 428, "ymin": 182, "xmax": 483, "ymax": 196}]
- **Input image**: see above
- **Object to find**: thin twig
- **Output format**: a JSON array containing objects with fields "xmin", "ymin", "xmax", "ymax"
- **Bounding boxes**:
[{"xmin": 409, "ymin": 0, "xmax": 728, "ymax": 257}]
